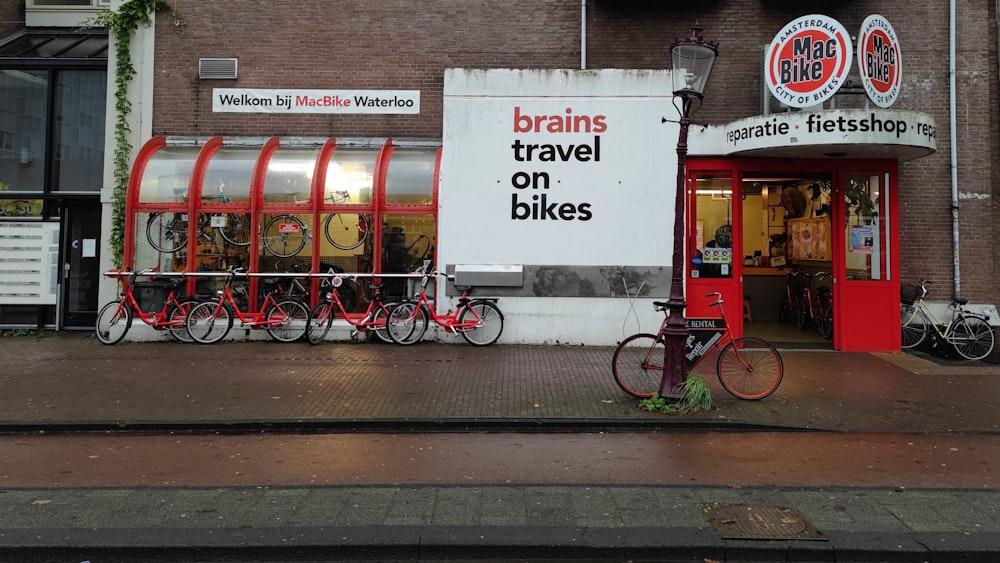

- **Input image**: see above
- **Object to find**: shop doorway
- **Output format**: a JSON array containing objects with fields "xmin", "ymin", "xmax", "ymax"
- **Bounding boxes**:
[
  {"xmin": 60, "ymin": 201, "xmax": 101, "ymax": 329},
  {"xmin": 739, "ymin": 174, "xmax": 834, "ymax": 349}
]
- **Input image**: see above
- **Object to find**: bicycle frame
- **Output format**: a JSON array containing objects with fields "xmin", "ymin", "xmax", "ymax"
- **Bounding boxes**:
[
  {"xmin": 205, "ymin": 283, "xmax": 290, "ymax": 328},
  {"xmin": 325, "ymin": 275, "xmax": 389, "ymax": 331},
  {"xmin": 900, "ymin": 279, "xmax": 995, "ymax": 361},
  {"xmin": 660, "ymin": 305, "xmax": 736, "ymax": 371},
  {"xmin": 906, "ymin": 298, "xmax": 967, "ymax": 339},
  {"xmin": 386, "ymin": 271, "xmax": 504, "ymax": 347},
  {"xmin": 97, "ymin": 269, "xmax": 200, "ymax": 345},
  {"xmin": 408, "ymin": 274, "xmax": 485, "ymax": 333},
  {"xmin": 186, "ymin": 269, "xmax": 309, "ymax": 344},
  {"xmin": 113, "ymin": 271, "xmax": 188, "ymax": 329},
  {"xmin": 779, "ymin": 268, "xmax": 805, "ymax": 323},
  {"xmin": 612, "ymin": 292, "xmax": 783, "ymax": 400}
]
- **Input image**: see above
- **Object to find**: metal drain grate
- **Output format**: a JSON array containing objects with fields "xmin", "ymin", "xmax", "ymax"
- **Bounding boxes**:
[{"xmin": 703, "ymin": 503, "xmax": 826, "ymax": 540}]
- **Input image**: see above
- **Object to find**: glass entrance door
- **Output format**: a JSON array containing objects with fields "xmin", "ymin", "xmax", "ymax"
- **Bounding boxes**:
[
  {"xmin": 686, "ymin": 170, "xmax": 742, "ymax": 324},
  {"xmin": 60, "ymin": 201, "xmax": 101, "ymax": 329},
  {"xmin": 837, "ymin": 170, "xmax": 898, "ymax": 351}
]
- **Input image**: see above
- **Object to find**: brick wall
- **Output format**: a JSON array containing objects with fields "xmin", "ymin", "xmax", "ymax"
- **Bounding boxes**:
[
  {"xmin": 151, "ymin": 0, "xmax": 1000, "ymax": 306},
  {"xmin": 154, "ymin": 0, "xmax": 581, "ymax": 138},
  {"xmin": 0, "ymin": 0, "xmax": 23, "ymax": 39}
]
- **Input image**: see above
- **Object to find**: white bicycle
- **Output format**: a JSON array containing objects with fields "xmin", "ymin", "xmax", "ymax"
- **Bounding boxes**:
[{"xmin": 901, "ymin": 279, "xmax": 995, "ymax": 361}]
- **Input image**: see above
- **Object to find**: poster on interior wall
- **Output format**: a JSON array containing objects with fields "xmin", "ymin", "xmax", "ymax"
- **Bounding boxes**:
[
  {"xmin": 851, "ymin": 224, "xmax": 874, "ymax": 254},
  {"xmin": 788, "ymin": 217, "xmax": 831, "ymax": 261},
  {"xmin": 439, "ymin": 69, "xmax": 675, "ymax": 267}
]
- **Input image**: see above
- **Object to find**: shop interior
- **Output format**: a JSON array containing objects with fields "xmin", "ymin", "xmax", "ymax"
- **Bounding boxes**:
[
  {"xmin": 695, "ymin": 174, "xmax": 835, "ymax": 348},
  {"xmin": 746, "ymin": 176, "xmax": 833, "ymax": 348}
]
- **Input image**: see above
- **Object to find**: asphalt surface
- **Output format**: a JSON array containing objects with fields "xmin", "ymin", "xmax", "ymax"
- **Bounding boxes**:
[{"xmin": 0, "ymin": 331, "xmax": 997, "ymax": 562}]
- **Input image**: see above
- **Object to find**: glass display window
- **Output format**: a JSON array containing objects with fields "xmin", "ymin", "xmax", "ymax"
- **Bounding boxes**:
[
  {"xmin": 201, "ymin": 147, "xmax": 256, "ymax": 206},
  {"xmin": 379, "ymin": 213, "xmax": 436, "ymax": 298},
  {"xmin": 844, "ymin": 173, "xmax": 886, "ymax": 281},
  {"xmin": 137, "ymin": 146, "xmax": 196, "ymax": 205},
  {"xmin": 384, "ymin": 148, "xmax": 438, "ymax": 205},
  {"xmin": 322, "ymin": 148, "xmax": 376, "ymax": 206},
  {"xmin": 691, "ymin": 173, "xmax": 734, "ymax": 279},
  {"xmin": 262, "ymin": 147, "xmax": 320, "ymax": 205}
]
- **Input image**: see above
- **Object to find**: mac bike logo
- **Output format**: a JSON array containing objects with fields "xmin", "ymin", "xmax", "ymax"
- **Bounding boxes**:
[
  {"xmin": 858, "ymin": 14, "xmax": 902, "ymax": 108},
  {"xmin": 766, "ymin": 14, "xmax": 853, "ymax": 109}
]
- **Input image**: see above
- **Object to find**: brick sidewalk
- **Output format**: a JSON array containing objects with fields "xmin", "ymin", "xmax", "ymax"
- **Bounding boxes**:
[{"xmin": 0, "ymin": 332, "xmax": 997, "ymax": 433}]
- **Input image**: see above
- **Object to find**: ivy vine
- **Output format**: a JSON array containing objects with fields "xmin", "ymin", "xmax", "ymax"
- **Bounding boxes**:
[{"xmin": 85, "ymin": 1, "xmax": 183, "ymax": 267}]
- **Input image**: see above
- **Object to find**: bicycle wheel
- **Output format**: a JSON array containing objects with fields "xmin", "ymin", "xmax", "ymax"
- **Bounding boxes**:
[
  {"xmin": 323, "ymin": 213, "xmax": 368, "ymax": 250},
  {"xmin": 457, "ymin": 300, "xmax": 504, "ymax": 346},
  {"xmin": 369, "ymin": 302, "xmax": 394, "ymax": 344},
  {"xmin": 306, "ymin": 301, "xmax": 334, "ymax": 345},
  {"xmin": 795, "ymin": 292, "xmax": 809, "ymax": 330},
  {"xmin": 778, "ymin": 292, "xmax": 791, "ymax": 323},
  {"xmin": 146, "ymin": 213, "xmax": 187, "ymax": 253},
  {"xmin": 262, "ymin": 215, "xmax": 307, "ymax": 258},
  {"xmin": 817, "ymin": 295, "xmax": 834, "ymax": 340},
  {"xmin": 387, "ymin": 301, "xmax": 427, "ymax": 345},
  {"xmin": 186, "ymin": 301, "xmax": 233, "ymax": 344},
  {"xmin": 166, "ymin": 297, "xmax": 201, "ymax": 343},
  {"xmin": 95, "ymin": 300, "xmax": 132, "ymax": 345},
  {"xmin": 408, "ymin": 235, "xmax": 433, "ymax": 266},
  {"xmin": 219, "ymin": 213, "xmax": 252, "ymax": 247},
  {"xmin": 611, "ymin": 333, "xmax": 663, "ymax": 398},
  {"xmin": 716, "ymin": 337, "xmax": 783, "ymax": 400},
  {"xmin": 900, "ymin": 305, "xmax": 929, "ymax": 349},
  {"xmin": 949, "ymin": 315, "xmax": 995, "ymax": 361},
  {"xmin": 265, "ymin": 299, "xmax": 309, "ymax": 342}
]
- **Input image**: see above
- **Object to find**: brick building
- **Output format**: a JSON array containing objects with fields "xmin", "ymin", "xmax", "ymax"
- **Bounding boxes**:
[{"xmin": 0, "ymin": 1, "xmax": 996, "ymax": 353}]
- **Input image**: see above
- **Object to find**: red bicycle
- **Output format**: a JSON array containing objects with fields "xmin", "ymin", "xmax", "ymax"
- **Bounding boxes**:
[
  {"xmin": 95, "ymin": 268, "xmax": 201, "ymax": 345},
  {"xmin": 797, "ymin": 271, "xmax": 834, "ymax": 339},
  {"xmin": 386, "ymin": 271, "xmax": 504, "ymax": 346},
  {"xmin": 184, "ymin": 267, "xmax": 309, "ymax": 344},
  {"xmin": 305, "ymin": 271, "xmax": 397, "ymax": 344},
  {"xmin": 612, "ymin": 292, "xmax": 784, "ymax": 400},
  {"xmin": 778, "ymin": 267, "xmax": 806, "ymax": 323}
]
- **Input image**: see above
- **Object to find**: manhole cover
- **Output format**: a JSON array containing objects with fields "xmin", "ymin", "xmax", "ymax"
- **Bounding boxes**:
[{"xmin": 703, "ymin": 503, "xmax": 826, "ymax": 541}]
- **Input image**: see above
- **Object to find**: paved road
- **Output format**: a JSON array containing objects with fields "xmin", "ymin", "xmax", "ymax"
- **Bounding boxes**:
[{"xmin": 0, "ymin": 431, "xmax": 995, "ymax": 489}]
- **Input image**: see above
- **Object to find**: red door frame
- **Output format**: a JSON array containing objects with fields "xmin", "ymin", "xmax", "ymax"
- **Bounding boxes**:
[{"xmin": 685, "ymin": 157, "xmax": 899, "ymax": 351}]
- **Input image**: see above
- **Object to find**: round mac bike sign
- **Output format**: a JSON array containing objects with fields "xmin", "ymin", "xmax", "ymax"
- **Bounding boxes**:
[
  {"xmin": 858, "ymin": 14, "xmax": 902, "ymax": 108},
  {"xmin": 765, "ymin": 14, "xmax": 853, "ymax": 109}
]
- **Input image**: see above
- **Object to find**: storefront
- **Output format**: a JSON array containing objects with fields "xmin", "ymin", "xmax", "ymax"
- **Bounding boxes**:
[
  {"xmin": 438, "ymin": 68, "xmax": 935, "ymax": 351},
  {"xmin": 114, "ymin": 58, "xmax": 937, "ymax": 351},
  {"xmin": 7, "ymin": 2, "xmax": 986, "ymax": 353},
  {"xmin": 126, "ymin": 136, "xmax": 439, "ymax": 314},
  {"xmin": 0, "ymin": 29, "xmax": 108, "ymax": 330}
]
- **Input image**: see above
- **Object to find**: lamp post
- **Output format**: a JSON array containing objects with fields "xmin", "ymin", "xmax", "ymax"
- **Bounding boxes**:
[{"xmin": 660, "ymin": 27, "xmax": 719, "ymax": 397}]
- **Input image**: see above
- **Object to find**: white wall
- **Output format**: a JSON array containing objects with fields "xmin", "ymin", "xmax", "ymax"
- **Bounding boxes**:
[{"xmin": 439, "ymin": 69, "xmax": 679, "ymax": 344}]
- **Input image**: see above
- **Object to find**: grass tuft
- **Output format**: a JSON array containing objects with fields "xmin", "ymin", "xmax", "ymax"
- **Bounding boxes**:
[{"xmin": 639, "ymin": 375, "xmax": 714, "ymax": 414}]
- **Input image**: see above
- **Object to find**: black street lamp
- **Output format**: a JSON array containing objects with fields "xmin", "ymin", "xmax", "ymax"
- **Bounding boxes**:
[{"xmin": 660, "ymin": 27, "xmax": 719, "ymax": 397}]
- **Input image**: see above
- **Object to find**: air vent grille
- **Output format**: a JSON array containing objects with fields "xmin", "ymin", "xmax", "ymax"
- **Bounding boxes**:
[{"xmin": 199, "ymin": 58, "xmax": 238, "ymax": 80}]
